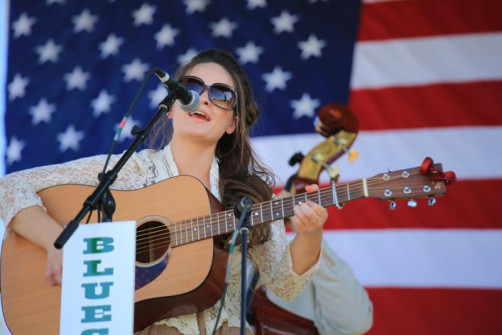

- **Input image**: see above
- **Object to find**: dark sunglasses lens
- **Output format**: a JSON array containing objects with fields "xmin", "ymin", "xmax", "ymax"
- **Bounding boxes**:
[
  {"xmin": 209, "ymin": 85, "xmax": 236, "ymax": 110},
  {"xmin": 180, "ymin": 77, "xmax": 204, "ymax": 95}
]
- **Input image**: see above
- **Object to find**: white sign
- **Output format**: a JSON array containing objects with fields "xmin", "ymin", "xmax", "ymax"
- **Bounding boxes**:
[{"xmin": 60, "ymin": 221, "xmax": 136, "ymax": 335}]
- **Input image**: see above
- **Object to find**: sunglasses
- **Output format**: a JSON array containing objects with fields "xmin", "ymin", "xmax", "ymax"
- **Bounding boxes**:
[{"xmin": 179, "ymin": 76, "xmax": 238, "ymax": 111}]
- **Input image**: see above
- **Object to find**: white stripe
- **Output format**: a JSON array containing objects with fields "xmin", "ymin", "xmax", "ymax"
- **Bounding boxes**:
[
  {"xmin": 251, "ymin": 126, "xmax": 502, "ymax": 185},
  {"xmin": 351, "ymin": 33, "xmax": 502, "ymax": 89},
  {"xmin": 287, "ymin": 229, "xmax": 502, "ymax": 288}
]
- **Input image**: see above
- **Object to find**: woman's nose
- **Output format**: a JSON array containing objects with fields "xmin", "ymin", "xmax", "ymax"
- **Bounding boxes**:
[{"xmin": 199, "ymin": 88, "xmax": 210, "ymax": 106}]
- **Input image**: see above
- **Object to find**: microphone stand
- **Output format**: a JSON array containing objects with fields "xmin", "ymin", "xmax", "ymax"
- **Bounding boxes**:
[
  {"xmin": 54, "ymin": 93, "xmax": 176, "ymax": 249},
  {"xmin": 235, "ymin": 197, "xmax": 253, "ymax": 335}
]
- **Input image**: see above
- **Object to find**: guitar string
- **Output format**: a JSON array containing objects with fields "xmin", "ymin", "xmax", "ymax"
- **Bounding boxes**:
[
  {"xmin": 134, "ymin": 173, "xmax": 433, "ymax": 253},
  {"xmin": 134, "ymin": 173, "xmax": 435, "ymax": 254},
  {"xmin": 134, "ymin": 183, "xmax": 346, "ymax": 248},
  {"xmin": 134, "ymin": 173, "xmax": 433, "ymax": 252},
  {"xmin": 136, "ymin": 196, "xmax": 436, "ymax": 254}
]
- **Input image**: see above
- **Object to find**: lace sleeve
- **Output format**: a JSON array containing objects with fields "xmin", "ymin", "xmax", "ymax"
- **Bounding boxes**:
[
  {"xmin": 0, "ymin": 151, "xmax": 154, "ymax": 228},
  {"xmin": 251, "ymin": 220, "xmax": 320, "ymax": 301}
]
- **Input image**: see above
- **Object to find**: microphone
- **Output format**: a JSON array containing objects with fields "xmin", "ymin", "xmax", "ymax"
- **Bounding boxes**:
[{"xmin": 153, "ymin": 68, "xmax": 200, "ymax": 113}]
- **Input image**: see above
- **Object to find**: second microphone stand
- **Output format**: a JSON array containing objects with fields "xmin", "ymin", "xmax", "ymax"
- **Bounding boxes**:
[{"xmin": 234, "ymin": 197, "xmax": 253, "ymax": 335}]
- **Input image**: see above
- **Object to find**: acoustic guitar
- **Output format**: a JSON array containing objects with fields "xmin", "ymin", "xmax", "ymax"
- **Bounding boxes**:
[{"xmin": 0, "ymin": 160, "xmax": 452, "ymax": 334}]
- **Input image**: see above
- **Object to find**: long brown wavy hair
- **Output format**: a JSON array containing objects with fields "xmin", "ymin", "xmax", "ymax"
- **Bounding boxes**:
[{"xmin": 147, "ymin": 49, "xmax": 276, "ymax": 246}]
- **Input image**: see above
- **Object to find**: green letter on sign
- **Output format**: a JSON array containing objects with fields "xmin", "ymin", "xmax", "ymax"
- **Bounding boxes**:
[
  {"xmin": 81, "ymin": 329, "xmax": 109, "ymax": 335},
  {"xmin": 82, "ymin": 282, "xmax": 114, "ymax": 299},
  {"xmin": 81, "ymin": 305, "xmax": 112, "ymax": 323},
  {"xmin": 83, "ymin": 260, "xmax": 113, "ymax": 277},
  {"xmin": 84, "ymin": 237, "xmax": 114, "ymax": 254}
]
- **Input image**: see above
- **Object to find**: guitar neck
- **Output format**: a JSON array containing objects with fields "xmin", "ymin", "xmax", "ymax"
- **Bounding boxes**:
[{"xmin": 171, "ymin": 179, "xmax": 366, "ymax": 247}]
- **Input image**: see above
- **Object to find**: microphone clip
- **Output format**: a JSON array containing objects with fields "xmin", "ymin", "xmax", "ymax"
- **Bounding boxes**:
[
  {"xmin": 153, "ymin": 67, "xmax": 200, "ymax": 113},
  {"xmin": 234, "ymin": 197, "xmax": 253, "ymax": 231}
]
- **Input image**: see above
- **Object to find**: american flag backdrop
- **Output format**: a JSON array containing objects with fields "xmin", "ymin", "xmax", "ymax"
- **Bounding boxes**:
[{"xmin": 2, "ymin": 1, "xmax": 502, "ymax": 334}]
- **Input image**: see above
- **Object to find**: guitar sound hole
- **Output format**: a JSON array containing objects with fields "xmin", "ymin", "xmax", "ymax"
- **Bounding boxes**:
[{"xmin": 136, "ymin": 220, "xmax": 171, "ymax": 264}]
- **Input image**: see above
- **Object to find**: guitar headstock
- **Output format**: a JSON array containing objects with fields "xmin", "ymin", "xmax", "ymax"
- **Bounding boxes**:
[{"xmin": 367, "ymin": 163, "xmax": 450, "ymax": 208}]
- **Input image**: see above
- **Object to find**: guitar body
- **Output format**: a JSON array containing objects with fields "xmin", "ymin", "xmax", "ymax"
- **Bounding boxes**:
[{"xmin": 0, "ymin": 176, "xmax": 228, "ymax": 334}]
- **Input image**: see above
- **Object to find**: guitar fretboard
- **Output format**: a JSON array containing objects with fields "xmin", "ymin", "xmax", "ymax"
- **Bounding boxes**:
[
  {"xmin": 171, "ymin": 179, "xmax": 368, "ymax": 247},
  {"xmin": 134, "ymin": 163, "xmax": 446, "ymax": 257}
]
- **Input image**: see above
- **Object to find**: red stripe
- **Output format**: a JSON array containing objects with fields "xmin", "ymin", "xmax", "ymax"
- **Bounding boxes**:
[
  {"xmin": 275, "ymin": 179, "xmax": 500, "ymax": 230},
  {"xmin": 366, "ymin": 287, "xmax": 502, "ymax": 335},
  {"xmin": 349, "ymin": 81, "xmax": 502, "ymax": 130},
  {"xmin": 358, "ymin": 0, "xmax": 502, "ymax": 41}
]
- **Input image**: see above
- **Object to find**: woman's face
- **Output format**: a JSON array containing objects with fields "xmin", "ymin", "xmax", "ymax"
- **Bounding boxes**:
[{"xmin": 170, "ymin": 62, "xmax": 238, "ymax": 145}]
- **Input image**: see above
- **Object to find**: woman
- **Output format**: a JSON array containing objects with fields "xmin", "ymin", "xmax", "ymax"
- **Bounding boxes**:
[{"xmin": 0, "ymin": 49, "xmax": 328, "ymax": 334}]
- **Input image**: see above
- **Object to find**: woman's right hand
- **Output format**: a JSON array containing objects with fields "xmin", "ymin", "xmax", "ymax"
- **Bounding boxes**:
[
  {"xmin": 10, "ymin": 206, "xmax": 65, "ymax": 286},
  {"xmin": 46, "ymin": 246, "xmax": 63, "ymax": 286}
]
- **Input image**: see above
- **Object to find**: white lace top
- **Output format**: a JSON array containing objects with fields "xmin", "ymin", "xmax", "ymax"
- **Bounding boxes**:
[{"xmin": 0, "ymin": 144, "xmax": 318, "ymax": 334}]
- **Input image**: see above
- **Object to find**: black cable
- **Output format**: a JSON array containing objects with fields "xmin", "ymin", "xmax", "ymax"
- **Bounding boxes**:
[
  {"xmin": 95, "ymin": 68, "xmax": 158, "ymax": 220},
  {"xmin": 101, "ymin": 68, "xmax": 158, "ymax": 176}
]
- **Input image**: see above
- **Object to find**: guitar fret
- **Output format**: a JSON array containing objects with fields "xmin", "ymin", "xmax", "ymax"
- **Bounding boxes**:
[
  {"xmin": 216, "ymin": 214, "xmax": 220, "ymax": 235},
  {"xmin": 280, "ymin": 199, "xmax": 284, "ymax": 218},
  {"xmin": 362, "ymin": 178, "xmax": 369, "ymax": 197},
  {"xmin": 179, "ymin": 221, "xmax": 183, "ymax": 245},
  {"xmin": 195, "ymin": 218, "xmax": 199, "ymax": 241},
  {"xmin": 318, "ymin": 189, "xmax": 321, "ymax": 206},
  {"xmin": 269, "ymin": 201, "xmax": 273, "ymax": 220},
  {"xmin": 209, "ymin": 215, "xmax": 213, "ymax": 237},
  {"xmin": 197, "ymin": 217, "xmax": 200, "ymax": 240},
  {"xmin": 260, "ymin": 202, "xmax": 264, "ymax": 224},
  {"xmin": 185, "ymin": 220, "xmax": 189, "ymax": 243},
  {"xmin": 232, "ymin": 213, "xmax": 236, "ymax": 230},
  {"xmin": 203, "ymin": 216, "xmax": 207, "ymax": 239},
  {"xmin": 174, "ymin": 222, "xmax": 178, "ymax": 246},
  {"xmin": 346, "ymin": 182, "xmax": 350, "ymax": 201},
  {"xmin": 225, "ymin": 211, "xmax": 228, "ymax": 233},
  {"xmin": 190, "ymin": 219, "xmax": 194, "ymax": 242}
]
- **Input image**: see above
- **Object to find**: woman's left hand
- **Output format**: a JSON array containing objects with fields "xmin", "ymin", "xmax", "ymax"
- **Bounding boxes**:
[
  {"xmin": 289, "ymin": 184, "xmax": 328, "ymax": 237},
  {"xmin": 289, "ymin": 184, "xmax": 328, "ymax": 274}
]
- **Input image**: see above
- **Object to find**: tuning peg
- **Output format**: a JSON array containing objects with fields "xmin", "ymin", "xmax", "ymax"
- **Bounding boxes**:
[
  {"xmin": 347, "ymin": 149, "xmax": 358, "ymax": 162},
  {"xmin": 332, "ymin": 137, "xmax": 358, "ymax": 163},
  {"xmin": 311, "ymin": 154, "xmax": 340, "ymax": 181},
  {"xmin": 389, "ymin": 200, "xmax": 397, "ymax": 210},
  {"xmin": 407, "ymin": 199, "xmax": 417, "ymax": 208},
  {"xmin": 428, "ymin": 197, "xmax": 436, "ymax": 206},
  {"xmin": 288, "ymin": 152, "xmax": 304, "ymax": 166}
]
